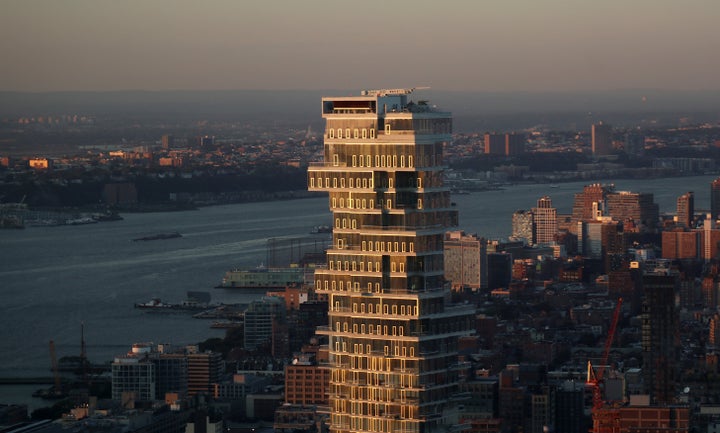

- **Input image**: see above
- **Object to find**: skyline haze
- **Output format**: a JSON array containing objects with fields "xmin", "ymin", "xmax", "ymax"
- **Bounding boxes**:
[{"xmin": 2, "ymin": 0, "xmax": 719, "ymax": 93}]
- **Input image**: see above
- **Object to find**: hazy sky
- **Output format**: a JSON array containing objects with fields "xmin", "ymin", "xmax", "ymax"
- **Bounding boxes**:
[{"xmin": 1, "ymin": 0, "xmax": 718, "ymax": 92}]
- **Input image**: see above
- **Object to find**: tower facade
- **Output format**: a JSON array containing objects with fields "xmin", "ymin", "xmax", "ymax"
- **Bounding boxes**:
[
  {"xmin": 443, "ymin": 231, "xmax": 487, "ymax": 291},
  {"xmin": 533, "ymin": 196, "xmax": 557, "ymax": 245},
  {"xmin": 676, "ymin": 191, "xmax": 694, "ymax": 228},
  {"xmin": 511, "ymin": 210, "xmax": 535, "ymax": 245},
  {"xmin": 309, "ymin": 89, "xmax": 474, "ymax": 433},
  {"xmin": 591, "ymin": 122, "xmax": 613, "ymax": 156},
  {"xmin": 606, "ymin": 191, "xmax": 659, "ymax": 231},
  {"xmin": 641, "ymin": 272, "xmax": 679, "ymax": 405},
  {"xmin": 711, "ymin": 178, "xmax": 720, "ymax": 220}
]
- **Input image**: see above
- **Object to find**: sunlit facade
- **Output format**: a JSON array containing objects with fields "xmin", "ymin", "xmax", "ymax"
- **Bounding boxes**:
[{"xmin": 309, "ymin": 88, "xmax": 474, "ymax": 433}]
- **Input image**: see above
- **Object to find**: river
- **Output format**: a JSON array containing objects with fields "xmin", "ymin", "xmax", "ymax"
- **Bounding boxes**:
[{"xmin": 0, "ymin": 174, "xmax": 715, "ymax": 408}]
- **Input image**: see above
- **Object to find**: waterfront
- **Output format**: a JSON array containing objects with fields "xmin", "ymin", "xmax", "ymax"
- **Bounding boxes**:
[{"xmin": 0, "ymin": 174, "xmax": 715, "ymax": 406}]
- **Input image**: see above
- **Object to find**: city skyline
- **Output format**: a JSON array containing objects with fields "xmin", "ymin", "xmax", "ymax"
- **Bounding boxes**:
[{"xmin": 1, "ymin": 0, "xmax": 719, "ymax": 93}]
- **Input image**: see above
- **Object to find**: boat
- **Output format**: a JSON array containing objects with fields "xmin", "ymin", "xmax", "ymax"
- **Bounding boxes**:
[
  {"xmin": 210, "ymin": 320, "xmax": 243, "ymax": 329},
  {"xmin": 66, "ymin": 217, "xmax": 98, "ymax": 225},
  {"xmin": 134, "ymin": 298, "xmax": 177, "ymax": 310},
  {"xmin": 310, "ymin": 224, "xmax": 332, "ymax": 234},
  {"xmin": 217, "ymin": 265, "xmax": 312, "ymax": 289},
  {"xmin": 0, "ymin": 216, "xmax": 24, "ymax": 229},
  {"xmin": 134, "ymin": 292, "xmax": 214, "ymax": 312},
  {"xmin": 132, "ymin": 232, "xmax": 182, "ymax": 241}
]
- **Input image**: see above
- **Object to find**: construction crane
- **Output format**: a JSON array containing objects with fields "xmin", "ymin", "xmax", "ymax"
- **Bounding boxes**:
[{"xmin": 587, "ymin": 297, "xmax": 623, "ymax": 432}]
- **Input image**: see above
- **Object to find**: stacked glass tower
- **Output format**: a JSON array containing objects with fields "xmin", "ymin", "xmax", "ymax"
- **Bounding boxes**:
[{"xmin": 309, "ymin": 88, "xmax": 474, "ymax": 433}]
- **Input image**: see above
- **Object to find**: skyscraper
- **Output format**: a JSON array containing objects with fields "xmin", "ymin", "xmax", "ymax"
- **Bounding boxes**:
[
  {"xmin": 309, "ymin": 88, "xmax": 475, "ymax": 433},
  {"xmin": 533, "ymin": 196, "xmax": 557, "ymax": 245},
  {"xmin": 711, "ymin": 178, "xmax": 720, "ymax": 220},
  {"xmin": 676, "ymin": 191, "xmax": 694, "ymax": 228},
  {"xmin": 641, "ymin": 271, "xmax": 679, "ymax": 405},
  {"xmin": 571, "ymin": 183, "xmax": 614, "ymax": 226},
  {"xmin": 511, "ymin": 209, "xmax": 535, "ymax": 245},
  {"xmin": 443, "ymin": 231, "xmax": 487, "ymax": 291},
  {"xmin": 606, "ymin": 190, "xmax": 659, "ymax": 231},
  {"xmin": 484, "ymin": 133, "xmax": 525, "ymax": 156},
  {"xmin": 591, "ymin": 122, "xmax": 613, "ymax": 156}
]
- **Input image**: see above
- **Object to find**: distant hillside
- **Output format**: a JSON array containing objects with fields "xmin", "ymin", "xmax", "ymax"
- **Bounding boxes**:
[{"xmin": 1, "ymin": 89, "xmax": 719, "ymax": 131}]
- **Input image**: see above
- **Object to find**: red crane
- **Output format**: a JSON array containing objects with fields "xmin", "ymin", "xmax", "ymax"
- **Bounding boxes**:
[
  {"xmin": 587, "ymin": 297, "xmax": 623, "ymax": 407},
  {"xmin": 587, "ymin": 298, "xmax": 623, "ymax": 432}
]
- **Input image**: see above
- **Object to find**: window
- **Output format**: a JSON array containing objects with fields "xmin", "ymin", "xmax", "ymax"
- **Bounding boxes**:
[
  {"xmin": 417, "ymin": 178, "xmax": 422, "ymax": 188},
  {"xmin": 333, "ymin": 154, "xmax": 339, "ymax": 166},
  {"xmin": 400, "ymin": 155, "xmax": 405, "ymax": 167},
  {"xmin": 333, "ymin": 178, "xmax": 337, "ymax": 188},
  {"xmin": 354, "ymin": 129, "xmax": 359, "ymax": 139},
  {"xmin": 337, "ymin": 128, "xmax": 342, "ymax": 138},
  {"xmin": 385, "ymin": 124, "xmax": 391, "ymax": 134},
  {"xmin": 329, "ymin": 129, "xmax": 334, "ymax": 138},
  {"xmin": 408, "ymin": 155, "xmax": 413, "ymax": 167},
  {"xmin": 352, "ymin": 155, "xmax": 357, "ymax": 167},
  {"xmin": 349, "ymin": 178, "xmax": 354, "ymax": 188},
  {"xmin": 417, "ymin": 199, "xmax": 423, "ymax": 209},
  {"xmin": 345, "ymin": 128, "xmax": 350, "ymax": 138},
  {"xmin": 362, "ymin": 129, "xmax": 367, "ymax": 139},
  {"xmin": 370, "ymin": 129, "xmax": 375, "ymax": 139},
  {"xmin": 338, "ymin": 238, "xmax": 344, "ymax": 249}
]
